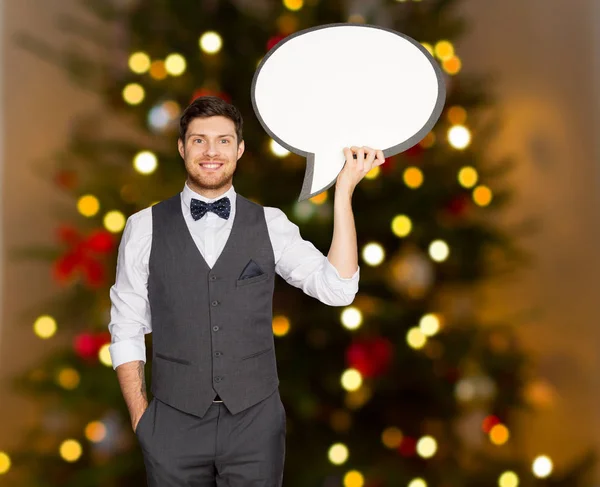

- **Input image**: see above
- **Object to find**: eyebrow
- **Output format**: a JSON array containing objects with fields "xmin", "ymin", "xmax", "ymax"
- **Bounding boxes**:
[{"xmin": 188, "ymin": 133, "xmax": 234, "ymax": 139}]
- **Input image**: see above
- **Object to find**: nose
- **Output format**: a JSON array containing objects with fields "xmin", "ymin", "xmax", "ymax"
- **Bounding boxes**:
[{"xmin": 203, "ymin": 141, "xmax": 221, "ymax": 157}]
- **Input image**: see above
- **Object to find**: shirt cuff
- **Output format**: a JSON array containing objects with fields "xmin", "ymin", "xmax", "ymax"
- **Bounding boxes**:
[
  {"xmin": 323, "ymin": 257, "xmax": 360, "ymax": 296},
  {"xmin": 108, "ymin": 338, "xmax": 146, "ymax": 370}
]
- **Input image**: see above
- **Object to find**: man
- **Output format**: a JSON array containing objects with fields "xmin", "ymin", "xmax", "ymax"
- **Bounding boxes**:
[{"xmin": 108, "ymin": 95, "xmax": 385, "ymax": 486}]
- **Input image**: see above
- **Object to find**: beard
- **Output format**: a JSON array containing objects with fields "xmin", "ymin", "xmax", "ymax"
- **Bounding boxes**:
[{"xmin": 187, "ymin": 159, "xmax": 235, "ymax": 191}]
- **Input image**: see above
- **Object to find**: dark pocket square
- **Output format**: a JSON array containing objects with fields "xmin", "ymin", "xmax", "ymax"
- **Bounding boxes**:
[{"xmin": 238, "ymin": 259, "xmax": 264, "ymax": 280}]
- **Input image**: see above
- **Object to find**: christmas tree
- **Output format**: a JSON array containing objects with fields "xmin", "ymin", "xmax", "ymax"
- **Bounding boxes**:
[{"xmin": 2, "ymin": 0, "xmax": 595, "ymax": 485}]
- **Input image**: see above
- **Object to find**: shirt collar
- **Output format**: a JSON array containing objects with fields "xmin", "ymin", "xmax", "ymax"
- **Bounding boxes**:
[{"xmin": 181, "ymin": 181, "xmax": 236, "ymax": 215}]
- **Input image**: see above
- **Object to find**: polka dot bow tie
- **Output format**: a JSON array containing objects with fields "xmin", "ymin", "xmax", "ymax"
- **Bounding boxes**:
[{"xmin": 190, "ymin": 197, "xmax": 231, "ymax": 221}]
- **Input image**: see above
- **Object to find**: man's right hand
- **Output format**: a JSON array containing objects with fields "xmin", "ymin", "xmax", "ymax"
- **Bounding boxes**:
[
  {"xmin": 114, "ymin": 360, "xmax": 149, "ymax": 434},
  {"xmin": 132, "ymin": 405, "xmax": 148, "ymax": 433}
]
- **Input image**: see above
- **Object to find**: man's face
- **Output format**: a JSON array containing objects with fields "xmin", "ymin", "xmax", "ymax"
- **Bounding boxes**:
[{"xmin": 178, "ymin": 115, "xmax": 245, "ymax": 194}]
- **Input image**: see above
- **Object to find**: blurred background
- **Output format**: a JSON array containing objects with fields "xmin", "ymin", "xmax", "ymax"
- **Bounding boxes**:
[{"xmin": 1, "ymin": 0, "xmax": 599, "ymax": 485}]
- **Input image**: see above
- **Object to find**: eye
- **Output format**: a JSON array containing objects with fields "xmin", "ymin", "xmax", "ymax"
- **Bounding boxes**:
[
  {"xmin": 194, "ymin": 138, "xmax": 203, "ymax": 143},
  {"xmin": 221, "ymin": 139, "xmax": 229, "ymax": 143}
]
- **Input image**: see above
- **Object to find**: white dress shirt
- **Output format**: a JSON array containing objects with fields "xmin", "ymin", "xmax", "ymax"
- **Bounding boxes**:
[{"xmin": 108, "ymin": 181, "xmax": 360, "ymax": 369}]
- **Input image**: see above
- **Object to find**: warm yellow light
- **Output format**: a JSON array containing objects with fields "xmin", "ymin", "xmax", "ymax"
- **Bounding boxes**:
[
  {"xmin": 447, "ymin": 105, "xmax": 467, "ymax": 125},
  {"xmin": 419, "ymin": 313, "xmax": 440, "ymax": 336},
  {"xmin": 420, "ymin": 42, "xmax": 434, "ymax": 57},
  {"xmin": 34, "ymin": 315, "xmax": 57, "ymax": 339},
  {"xmin": 59, "ymin": 439, "xmax": 82, "ymax": 462},
  {"xmin": 345, "ymin": 385, "xmax": 372, "ymax": 409},
  {"xmin": 381, "ymin": 427, "xmax": 403, "ymax": 448},
  {"xmin": 341, "ymin": 307, "xmax": 363, "ymax": 331},
  {"xmin": 406, "ymin": 327, "xmax": 427, "ymax": 349},
  {"xmin": 473, "ymin": 185, "xmax": 493, "ymax": 207},
  {"xmin": 85, "ymin": 421, "xmax": 107, "ymax": 443},
  {"xmin": 365, "ymin": 165, "xmax": 381, "ymax": 180},
  {"xmin": 269, "ymin": 139, "xmax": 290, "ymax": 157},
  {"xmin": 272, "ymin": 315, "xmax": 291, "ymax": 336},
  {"xmin": 434, "ymin": 40, "xmax": 454, "ymax": 60},
  {"xmin": 276, "ymin": 13, "xmax": 299, "ymax": 35},
  {"xmin": 77, "ymin": 194, "xmax": 100, "ymax": 217},
  {"xmin": 133, "ymin": 150, "xmax": 158, "ymax": 174},
  {"xmin": 56, "ymin": 367, "xmax": 80, "ymax": 390},
  {"xmin": 104, "ymin": 211, "xmax": 126, "ymax": 233},
  {"xmin": 455, "ymin": 378, "xmax": 475, "ymax": 402},
  {"xmin": 416, "ymin": 435, "xmax": 437, "ymax": 458},
  {"xmin": 403, "ymin": 167, "xmax": 423, "ymax": 188},
  {"xmin": 362, "ymin": 242, "xmax": 385, "ymax": 266},
  {"xmin": 341, "ymin": 368, "xmax": 362, "ymax": 391},
  {"xmin": 199, "ymin": 31, "xmax": 223, "ymax": 54},
  {"xmin": 408, "ymin": 479, "xmax": 427, "ymax": 487},
  {"xmin": 165, "ymin": 53, "xmax": 186, "ymax": 76},
  {"xmin": 283, "ymin": 0, "xmax": 304, "ymax": 11},
  {"xmin": 498, "ymin": 471, "xmax": 519, "ymax": 487},
  {"xmin": 328, "ymin": 443, "xmax": 349, "ymax": 465},
  {"xmin": 391, "ymin": 215, "xmax": 412, "ymax": 237},
  {"xmin": 428, "ymin": 240, "xmax": 450, "ymax": 262},
  {"xmin": 532, "ymin": 455, "xmax": 553, "ymax": 478},
  {"xmin": 443, "ymin": 55, "xmax": 462, "ymax": 75},
  {"xmin": 309, "ymin": 191, "xmax": 328, "ymax": 205},
  {"xmin": 149, "ymin": 60, "xmax": 167, "ymax": 80},
  {"xmin": 347, "ymin": 14, "xmax": 366, "ymax": 23},
  {"xmin": 128, "ymin": 51, "xmax": 151, "ymax": 74},
  {"xmin": 98, "ymin": 344, "xmax": 112, "ymax": 367},
  {"xmin": 489, "ymin": 424, "xmax": 510, "ymax": 445},
  {"xmin": 0, "ymin": 452, "xmax": 10, "ymax": 474},
  {"xmin": 344, "ymin": 470, "xmax": 364, "ymax": 487},
  {"xmin": 122, "ymin": 83, "xmax": 145, "ymax": 105},
  {"xmin": 458, "ymin": 166, "xmax": 478, "ymax": 188},
  {"xmin": 448, "ymin": 125, "xmax": 471, "ymax": 149}
]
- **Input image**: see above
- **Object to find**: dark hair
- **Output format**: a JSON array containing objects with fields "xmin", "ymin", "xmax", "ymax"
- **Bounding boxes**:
[{"xmin": 179, "ymin": 96, "xmax": 243, "ymax": 144}]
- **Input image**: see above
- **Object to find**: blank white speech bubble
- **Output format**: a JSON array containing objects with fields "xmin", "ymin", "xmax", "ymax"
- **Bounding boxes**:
[{"xmin": 251, "ymin": 23, "xmax": 446, "ymax": 201}]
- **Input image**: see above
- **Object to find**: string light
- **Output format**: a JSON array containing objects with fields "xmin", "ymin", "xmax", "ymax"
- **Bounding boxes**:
[
  {"xmin": 473, "ymin": 185, "xmax": 493, "ymax": 206},
  {"xmin": 341, "ymin": 307, "xmax": 363, "ymax": 330},
  {"xmin": 149, "ymin": 60, "xmax": 167, "ymax": 80},
  {"xmin": 498, "ymin": 471, "xmax": 519, "ymax": 487},
  {"xmin": 272, "ymin": 315, "xmax": 291, "ymax": 336},
  {"xmin": 0, "ymin": 452, "xmax": 11, "ymax": 474},
  {"xmin": 59, "ymin": 439, "xmax": 82, "ymax": 462},
  {"xmin": 98, "ymin": 344, "xmax": 112, "ymax": 367},
  {"xmin": 33, "ymin": 315, "xmax": 57, "ymax": 339},
  {"xmin": 448, "ymin": 125, "xmax": 471, "ymax": 149},
  {"xmin": 458, "ymin": 166, "xmax": 478, "ymax": 188},
  {"xmin": 165, "ymin": 53, "xmax": 186, "ymax": 76},
  {"xmin": 420, "ymin": 42, "xmax": 434, "ymax": 57},
  {"xmin": 269, "ymin": 139, "xmax": 290, "ymax": 157},
  {"xmin": 283, "ymin": 0, "xmax": 304, "ymax": 11},
  {"xmin": 416, "ymin": 435, "xmax": 437, "ymax": 458},
  {"xmin": 443, "ymin": 56, "xmax": 462, "ymax": 75},
  {"xmin": 434, "ymin": 40, "xmax": 454, "ymax": 61},
  {"xmin": 532, "ymin": 455, "xmax": 553, "ymax": 478},
  {"xmin": 362, "ymin": 242, "xmax": 385, "ymax": 266},
  {"xmin": 85, "ymin": 421, "xmax": 107, "ymax": 443},
  {"xmin": 77, "ymin": 195, "xmax": 100, "ymax": 217},
  {"xmin": 56, "ymin": 368, "xmax": 80, "ymax": 390},
  {"xmin": 447, "ymin": 105, "xmax": 467, "ymax": 125},
  {"xmin": 328, "ymin": 443, "xmax": 349, "ymax": 465},
  {"xmin": 341, "ymin": 368, "xmax": 363, "ymax": 391},
  {"xmin": 381, "ymin": 427, "xmax": 403, "ymax": 448},
  {"xmin": 128, "ymin": 51, "xmax": 151, "ymax": 74},
  {"xmin": 391, "ymin": 215, "xmax": 412, "ymax": 237},
  {"xmin": 419, "ymin": 313, "xmax": 441, "ymax": 336},
  {"xmin": 403, "ymin": 167, "xmax": 424, "ymax": 188},
  {"xmin": 343, "ymin": 470, "xmax": 364, "ymax": 487},
  {"xmin": 103, "ymin": 211, "xmax": 126, "ymax": 233},
  {"xmin": 309, "ymin": 192, "xmax": 328, "ymax": 205},
  {"xmin": 408, "ymin": 479, "xmax": 427, "ymax": 487},
  {"xmin": 199, "ymin": 31, "xmax": 223, "ymax": 54},
  {"xmin": 406, "ymin": 327, "xmax": 427, "ymax": 349},
  {"xmin": 122, "ymin": 83, "xmax": 145, "ymax": 105},
  {"xmin": 489, "ymin": 424, "xmax": 510, "ymax": 445},
  {"xmin": 133, "ymin": 150, "xmax": 158, "ymax": 174},
  {"xmin": 428, "ymin": 240, "xmax": 450, "ymax": 262}
]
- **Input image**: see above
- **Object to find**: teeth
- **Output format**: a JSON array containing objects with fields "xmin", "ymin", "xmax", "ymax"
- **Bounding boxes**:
[{"xmin": 202, "ymin": 164, "xmax": 221, "ymax": 169}]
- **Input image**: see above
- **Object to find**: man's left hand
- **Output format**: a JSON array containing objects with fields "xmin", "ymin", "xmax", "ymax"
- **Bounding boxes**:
[{"xmin": 336, "ymin": 146, "xmax": 385, "ymax": 194}]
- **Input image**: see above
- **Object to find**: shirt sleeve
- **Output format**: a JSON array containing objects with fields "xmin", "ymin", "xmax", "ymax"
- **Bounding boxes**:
[
  {"xmin": 107, "ymin": 210, "xmax": 152, "ymax": 369},
  {"xmin": 266, "ymin": 207, "xmax": 360, "ymax": 306}
]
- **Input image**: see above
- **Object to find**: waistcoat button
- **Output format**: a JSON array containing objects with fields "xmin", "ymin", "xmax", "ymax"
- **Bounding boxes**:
[
  {"xmin": 210, "ymin": 275, "xmax": 216, "ymax": 281},
  {"xmin": 211, "ymin": 300, "xmax": 219, "ymax": 306},
  {"xmin": 215, "ymin": 351, "xmax": 222, "ymax": 357},
  {"xmin": 215, "ymin": 376, "xmax": 222, "ymax": 382},
  {"xmin": 212, "ymin": 325, "xmax": 219, "ymax": 332}
]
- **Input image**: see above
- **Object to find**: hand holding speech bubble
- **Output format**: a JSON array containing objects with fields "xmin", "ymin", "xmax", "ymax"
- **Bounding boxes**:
[{"xmin": 251, "ymin": 23, "xmax": 446, "ymax": 201}]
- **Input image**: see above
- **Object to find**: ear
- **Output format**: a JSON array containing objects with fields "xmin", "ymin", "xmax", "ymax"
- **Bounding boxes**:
[
  {"xmin": 237, "ymin": 139, "xmax": 245, "ymax": 160},
  {"xmin": 177, "ymin": 138, "xmax": 185, "ymax": 160}
]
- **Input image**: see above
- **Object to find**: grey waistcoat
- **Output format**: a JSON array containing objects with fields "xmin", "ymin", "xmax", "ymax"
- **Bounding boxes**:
[{"xmin": 147, "ymin": 192, "xmax": 278, "ymax": 418}]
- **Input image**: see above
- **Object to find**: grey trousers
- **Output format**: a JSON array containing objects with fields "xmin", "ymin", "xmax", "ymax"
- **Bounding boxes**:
[{"xmin": 135, "ymin": 389, "xmax": 286, "ymax": 486}]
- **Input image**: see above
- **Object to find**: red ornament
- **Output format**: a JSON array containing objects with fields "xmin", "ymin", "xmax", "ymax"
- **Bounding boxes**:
[
  {"xmin": 445, "ymin": 194, "xmax": 470, "ymax": 217},
  {"xmin": 398, "ymin": 436, "xmax": 416, "ymax": 457},
  {"xmin": 53, "ymin": 226, "xmax": 116, "ymax": 289},
  {"xmin": 346, "ymin": 337, "xmax": 393, "ymax": 378},
  {"xmin": 73, "ymin": 333, "xmax": 97, "ymax": 359},
  {"xmin": 190, "ymin": 88, "xmax": 231, "ymax": 104},
  {"xmin": 94, "ymin": 331, "xmax": 112, "ymax": 350},
  {"xmin": 380, "ymin": 156, "xmax": 395, "ymax": 175},
  {"xmin": 266, "ymin": 35, "xmax": 286, "ymax": 51},
  {"xmin": 481, "ymin": 414, "xmax": 501, "ymax": 433},
  {"xmin": 54, "ymin": 170, "xmax": 78, "ymax": 190}
]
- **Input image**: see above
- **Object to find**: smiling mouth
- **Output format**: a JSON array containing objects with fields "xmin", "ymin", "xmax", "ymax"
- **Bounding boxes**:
[{"xmin": 199, "ymin": 163, "xmax": 224, "ymax": 171}]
